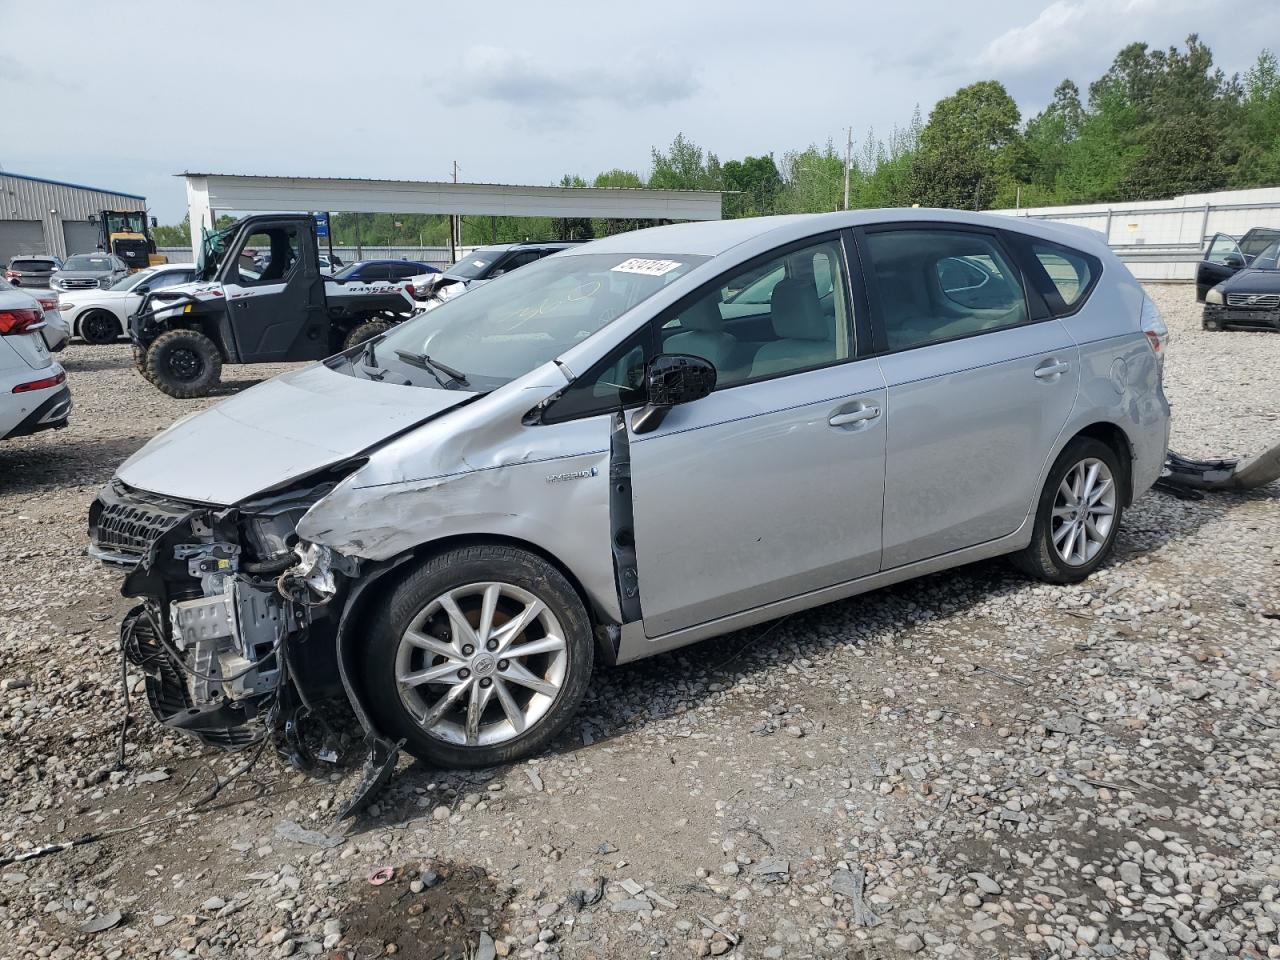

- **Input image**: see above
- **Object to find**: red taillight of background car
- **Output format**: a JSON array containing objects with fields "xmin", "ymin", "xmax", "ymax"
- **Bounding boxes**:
[
  {"xmin": 12, "ymin": 370, "xmax": 66, "ymax": 393},
  {"xmin": 36, "ymin": 296, "xmax": 58, "ymax": 311},
  {"xmin": 0, "ymin": 308, "xmax": 42, "ymax": 335},
  {"xmin": 3, "ymin": 270, "xmax": 19, "ymax": 281},
  {"xmin": 404, "ymin": 283, "xmax": 416, "ymax": 298}
]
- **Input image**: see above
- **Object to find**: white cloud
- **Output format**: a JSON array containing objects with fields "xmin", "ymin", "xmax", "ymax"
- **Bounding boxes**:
[
  {"xmin": 977, "ymin": 0, "xmax": 1192, "ymax": 74},
  {"xmin": 454, "ymin": 46, "xmax": 699, "ymax": 111}
]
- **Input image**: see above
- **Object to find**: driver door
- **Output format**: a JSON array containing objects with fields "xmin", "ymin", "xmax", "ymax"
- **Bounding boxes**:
[
  {"xmin": 626, "ymin": 234, "xmax": 887, "ymax": 637},
  {"xmin": 221, "ymin": 221, "xmax": 330, "ymax": 362},
  {"xmin": 1197, "ymin": 233, "xmax": 1244, "ymax": 301}
]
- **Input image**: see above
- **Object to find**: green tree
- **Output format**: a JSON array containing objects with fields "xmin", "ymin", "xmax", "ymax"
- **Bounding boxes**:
[
  {"xmin": 910, "ymin": 81, "xmax": 1020, "ymax": 208},
  {"xmin": 721, "ymin": 154, "xmax": 783, "ymax": 217},
  {"xmin": 779, "ymin": 143, "xmax": 844, "ymax": 213},
  {"xmin": 551, "ymin": 174, "xmax": 594, "ymax": 241},
  {"xmin": 648, "ymin": 133, "xmax": 723, "ymax": 191}
]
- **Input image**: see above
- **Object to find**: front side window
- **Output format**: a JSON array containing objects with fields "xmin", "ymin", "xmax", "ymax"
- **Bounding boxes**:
[
  {"xmin": 368, "ymin": 252, "xmax": 706, "ymax": 392},
  {"xmin": 864, "ymin": 229, "xmax": 1027, "ymax": 352},
  {"xmin": 151, "ymin": 269, "xmax": 194, "ymax": 290},
  {"xmin": 656, "ymin": 238, "xmax": 852, "ymax": 387},
  {"xmin": 1206, "ymin": 234, "xmax": 1242, "ymax": 265},
  {"xmin": 542, "ymin": 330, "xmax": 651, "ymax": 423},
  {"xmin": 236, "ymin": 227, "xmax": 301, "ymax": 286}
]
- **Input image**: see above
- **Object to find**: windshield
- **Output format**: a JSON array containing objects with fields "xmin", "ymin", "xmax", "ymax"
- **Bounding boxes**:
[
  {"xmin": 445, "ymin": 248, "xmax": 507, "ymax": 280},
  {"xmin": 64, "ymin": 254, "xmax": 113, "ymax": 271},
  {"xmin": 105, "ymin": 211, "xmax": 146, "ymax": 235},
  {"xmin": 366, "ymin": 252, "xmax": 708, "ymax": 390},
  {"xmin": 1248, "ymin": 240, "xmax": 1280, "ymax": 271},
  {"xmin": 1242, "ymin": 232, "xmax": 1280, "ymax": 259},
  {"xmin": 110, "ymin": 269, "xmax": 156, "ymax": 291},
  {"xmin": 197, "ymin": 219, "xmax": 242, "ymax": 280}
]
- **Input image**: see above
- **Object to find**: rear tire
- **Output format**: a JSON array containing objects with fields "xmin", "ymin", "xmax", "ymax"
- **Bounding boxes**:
[
  {"xmin": 343, "ymin": 319, "xmax": 395, "ymax": 351},
  {"xmin": 144, "ymin": 329, "xmax": 222, "ymax": 398},
  {"xmin": 80, "ymin": 310, "xmax": 122, "ymax": 345},
  {"xmin": 1012, "ymin": 436, "xmax": 1125, "ymax": 584},
  {"xmin": 361, "ymin": 544, "xmax": 594, "ymax": 769}
]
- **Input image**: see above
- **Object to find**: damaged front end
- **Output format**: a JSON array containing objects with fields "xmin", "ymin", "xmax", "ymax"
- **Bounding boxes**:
[{"xmin": 90, "ymin": 478, "xmax": 350, "ymax": 757}]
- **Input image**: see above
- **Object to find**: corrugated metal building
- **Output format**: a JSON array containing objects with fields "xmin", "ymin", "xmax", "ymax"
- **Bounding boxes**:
[{"xmin": 0, "ymin": 171, "xmax": 147, "ymax": 264}]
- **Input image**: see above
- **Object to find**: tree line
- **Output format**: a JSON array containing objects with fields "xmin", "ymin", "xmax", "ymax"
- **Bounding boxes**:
[{"xmin": 155, "ymin": 35, "xmax": 1280, "ymax": 248}]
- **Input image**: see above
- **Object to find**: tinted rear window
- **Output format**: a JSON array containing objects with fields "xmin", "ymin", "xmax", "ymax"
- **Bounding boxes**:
[{"xmin": 11, "ymin": 259, "xmax": 54, "ymax": 271}]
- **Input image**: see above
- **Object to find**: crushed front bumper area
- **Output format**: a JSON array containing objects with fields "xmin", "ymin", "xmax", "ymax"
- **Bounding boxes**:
[
  {"xmin": 1202, "ymin": 303, "xmax": 1280, "ymax": 332},
  {"xmin": 90, "ymin": 480, "xmax": 344, "ymax": 753}
]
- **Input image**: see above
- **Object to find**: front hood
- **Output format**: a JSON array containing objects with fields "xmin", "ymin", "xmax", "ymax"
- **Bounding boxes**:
[
  {"xmin": 116, "ymin": 363, "xmax": 474, "ymax": 505},
  {"xmin": 1221, "ymin": 270, "xmax": 1280, "ymax": 295},
  {"xmin": 53, "ymin": 271, "xmax": 111, "ymax": 282}
]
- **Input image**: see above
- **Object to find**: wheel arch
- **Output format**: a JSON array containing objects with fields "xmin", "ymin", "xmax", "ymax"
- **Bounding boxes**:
[
  {"xmin": 74, "ymin": 307, "xmax": 122, "ymax": 340},
  {"xmin": 345, "ymin": 531, "xmax": 615, "ymax": 660},
  {"xmin": 1065, "ymin": 421, "xmax": 1136, "ymax": 504}
]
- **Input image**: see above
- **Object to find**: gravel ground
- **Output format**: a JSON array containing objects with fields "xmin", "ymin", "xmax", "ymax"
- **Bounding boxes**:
[{"xmin": 0, "ymin": 283, "xmax": 1277, "ymax": 960}]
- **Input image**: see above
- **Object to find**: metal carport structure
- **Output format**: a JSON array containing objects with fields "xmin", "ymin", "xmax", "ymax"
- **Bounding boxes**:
[{"xmin": 181, "ymin": 173, "xmax": 723, "ymax": 261}]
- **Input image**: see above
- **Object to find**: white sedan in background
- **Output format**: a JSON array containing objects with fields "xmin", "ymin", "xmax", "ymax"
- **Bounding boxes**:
[
  {"xmin": 56, "ymin": 264, "xmax": 196, "ymax": 344},
  {"xmin": 1, "ymin": 278, "xmax": 70, "ymax": 442}
]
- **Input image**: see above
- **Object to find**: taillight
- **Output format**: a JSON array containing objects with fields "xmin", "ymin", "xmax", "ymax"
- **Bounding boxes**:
[
  {"xmin": 404, "ymin": 283, "xmax": 416, "ymax": 298},
  {"xmin": 3, "ymin": 270, "xmax": 19, "ymax": 280},
  {"xmin": 1140, "ymin": 297, "xmax": 1169, "ymax": 359},
  {"xmin": 12, "ymin": 370, "xmax": 66, "ymax": 393},
  {"xmin": 36, "ymin": 296, "xmax": 58, "ymax": 311},
  {"xmin": 0, "ymin": 308, "xmax": 42, "ymax": 335}
]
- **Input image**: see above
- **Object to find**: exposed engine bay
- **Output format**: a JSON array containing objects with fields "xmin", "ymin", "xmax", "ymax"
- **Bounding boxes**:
[{"xmin": 90, "ymin": 479, "xmax": 352, "ymax": 760}]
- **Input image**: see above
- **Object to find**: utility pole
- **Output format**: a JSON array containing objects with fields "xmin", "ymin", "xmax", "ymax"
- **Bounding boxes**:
[
  {"xmin": 449, "ymin": 161, "xmax": 459, "ymax": 264},
  {"xmin": 843, "ymin": 126, "xmax": 853, "ymax": 212}
]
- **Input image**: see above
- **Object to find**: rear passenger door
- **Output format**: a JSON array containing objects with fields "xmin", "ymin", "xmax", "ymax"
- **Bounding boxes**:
[
  {"xmin": 628, "ymin": 234, "xmax": 887, "ymax": 636},
  {"xmin": 859, "ymin": 224, "xmax": 1080, "ymax": 569}
]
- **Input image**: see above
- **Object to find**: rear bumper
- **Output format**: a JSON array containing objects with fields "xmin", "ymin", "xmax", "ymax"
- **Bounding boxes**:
[
  {"xmin": 1203, "ymin": 304, "xmax": 1280, "ymax": 331},
  {"xmin": 2, "ymin": 386, "xmax": 72, "ymax": 440}
]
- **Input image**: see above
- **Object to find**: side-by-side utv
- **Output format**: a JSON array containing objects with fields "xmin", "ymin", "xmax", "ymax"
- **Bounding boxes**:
[{"xmin": 130, "ymin": 214, "xmax": 415, "ymax": 397}]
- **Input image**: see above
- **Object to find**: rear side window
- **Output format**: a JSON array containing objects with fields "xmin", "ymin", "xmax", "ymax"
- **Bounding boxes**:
[
  {"xmin": 863, "ymin": 229, "xmax": 1028, "ymax": 352},
  {"xmin": 1024, "ymin": 240, "xmax": 1102, "ymax": 316},
  {"xmin": 1034, "ymin": 247, "xmax": 1094, "ymax": 308}
]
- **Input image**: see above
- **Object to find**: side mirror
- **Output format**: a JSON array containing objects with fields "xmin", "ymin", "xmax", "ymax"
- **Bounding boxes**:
[
  {"xmin": 136, "ymin": 285, "xmax": 150, "ymax": 294},
  {"xmin": 1224, "ymin": 252, "xmax": 1246, "ymax": 269},
  {"xmin": 632, "ymin": 354, "xmax": 717, "ymax": 434}
]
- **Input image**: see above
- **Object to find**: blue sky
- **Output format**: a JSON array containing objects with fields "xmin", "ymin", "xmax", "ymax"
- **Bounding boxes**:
[{"xmin": 2, "ymin": 0, "xmax": 1274, "ymax": 223}]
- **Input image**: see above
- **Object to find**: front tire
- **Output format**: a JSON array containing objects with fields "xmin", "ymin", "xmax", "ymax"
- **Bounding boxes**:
[
  {"xmin": 362, "ymin": 545, "xmax": 594, "ymax": 769},
  {"xmin": 1012, "ymin": 437, "xmax": 1125, "ymax": 584},
  {"xmin": 80, "ymin": 309, "xmax": 122, "ymax": 345},
  {"xmin": 144, "ymin": 328, "xmax": 223, "ymax": 398},
  {"xmin": 343, "ymin": 319, "xmax": 395, "ymax": 351}
]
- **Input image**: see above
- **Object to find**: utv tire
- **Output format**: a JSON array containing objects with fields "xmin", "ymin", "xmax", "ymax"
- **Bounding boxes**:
[
  {"xmin": 1012, "ymin": 436, "xmax": 1125, "ymax": 584},
  {"xmin": 362, "ymin": 544, "xmax": 594, "ymax": 769},
  {"xmin": 343, "ymin": 319, "xmax": 395, "ymax": 351},
  {"xmin": 144, "ymin": 329, "xmax": 223, "ymax": 399},
  {"xmin": 80, "ymin": 309, "xmax": 122, "ymax": 345}
]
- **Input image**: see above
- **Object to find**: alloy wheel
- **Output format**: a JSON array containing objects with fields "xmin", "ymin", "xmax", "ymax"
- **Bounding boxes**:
[
  {"xmin": 394, "ymin": 582, "xmax": 567, "ymax": 747},
  {"xmin": 1051, "ymin": 457, "xmax": 1116, "ymax": 566}
]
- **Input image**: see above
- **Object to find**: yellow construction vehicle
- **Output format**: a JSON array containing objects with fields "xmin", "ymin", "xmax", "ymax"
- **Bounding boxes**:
[{"xmin": 97, "ymin": 210, "xmax": 168, "ymax": 273}]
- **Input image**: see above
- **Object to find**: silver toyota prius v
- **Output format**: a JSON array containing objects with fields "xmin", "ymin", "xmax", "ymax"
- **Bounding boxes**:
[{"xmin": 91, "ymin": 209, "xmax": 1171, "ymax": 774}]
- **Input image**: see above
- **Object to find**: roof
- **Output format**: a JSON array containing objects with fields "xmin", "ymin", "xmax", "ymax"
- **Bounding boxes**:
[
  {"xmin": 0, "ymin": 170, "xmax": 145, "ymax": 201},
  {"xmin": 571, "ymin": 208, "xmax": 1114, "ymax": 259},
  {"xmin": 179, "ymin": 172, "xmax": 717, "ymax": 194}
]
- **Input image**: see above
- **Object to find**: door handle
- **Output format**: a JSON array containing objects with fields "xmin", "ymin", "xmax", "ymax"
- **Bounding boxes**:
[
  {"xmin": 829, "ymin": 404, "xmax": 881, "ymax": 427},
  {"xmin": 1033, "ymin": 359, "xmax": 1070, "ymax": 379}
]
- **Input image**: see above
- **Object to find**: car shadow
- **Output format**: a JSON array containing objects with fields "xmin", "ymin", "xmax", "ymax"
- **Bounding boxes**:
[
  {"xmin": 369, "ymin": 484, "xmax": 1262, "ymax": 817},
  {"xmin": 59, "ymin": 352, "xmax": 132, "ymax": 373},
  {"xmin": 0, "ymin": 435, "xmax": 149, "ymax": 496}
]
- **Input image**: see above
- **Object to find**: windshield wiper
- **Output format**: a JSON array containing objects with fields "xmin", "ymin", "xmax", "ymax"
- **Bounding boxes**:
[{"xmin": 394, "ymin": 350, "xmax": 469, "ymax": 387}]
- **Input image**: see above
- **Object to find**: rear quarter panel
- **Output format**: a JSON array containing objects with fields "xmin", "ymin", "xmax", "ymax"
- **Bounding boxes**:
[{"xmin": 1053, "ymin": 258, "xmax": 1170, "ymax": 499}]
